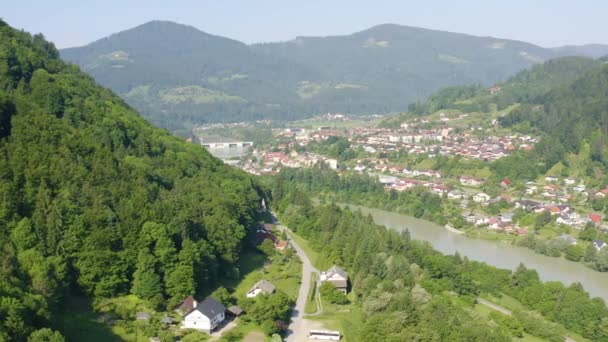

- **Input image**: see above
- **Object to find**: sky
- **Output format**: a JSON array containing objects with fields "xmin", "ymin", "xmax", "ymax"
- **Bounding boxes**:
[{"xmin": 3, "ymin": 0, "xmax": 608, "ymax": 49}]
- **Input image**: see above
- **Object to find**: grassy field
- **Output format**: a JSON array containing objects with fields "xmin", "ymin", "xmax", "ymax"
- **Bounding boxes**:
[
  {"xmin": 233, "ymin": 250, "xmax": 302, "ymax": 301},
  {"xmin": 55, "ymin": 296, "xmax": 124, "ymax": 342},
  {"xmin": 56, "ymin": 295, "xmax": 179, "ymax": 342},
  {"xmin": 465, "ymin": 228, "xmax": 517, "ymax": 242},
  {"xmin": 305, "ymin": 299, "xmax": 363, "ymax": 342},
  {"xmin": 304, "ymin": 272, "xmax": 319, "ymax": 314}
]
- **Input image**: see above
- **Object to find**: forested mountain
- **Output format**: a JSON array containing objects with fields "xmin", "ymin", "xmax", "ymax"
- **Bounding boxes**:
[
  {"xmin": 60, "ymin": 21, "xmax": 596, "ymax": 133},
  {"xmin": 500, "ymin": 60, "xmax": 608, "ymax": 170},
  {"xmin": 0, "ymin": 20, "xmax": 265, "ymax": 340},
  {"xmin": 409, "ymin": 56, "xmax": 602, "ymax": 115}
]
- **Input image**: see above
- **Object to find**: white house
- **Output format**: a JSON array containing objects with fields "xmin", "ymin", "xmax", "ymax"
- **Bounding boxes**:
[
  {"xmin": 354, "ymin": 165, "xmax": 366, "ymax": 173},
  {"xmin": 473, "ymin": 192, "xmax": 491, "ymax": 204},
  {"xmin": 182, "ymin": 296, "xmax": 225, "ymax": 333},
  {"xmin": 320, "ymin": 265, "xmax": 348, "ymax": 294},
  {"xmin": 246, "ymin": 279, "xmax": 276, "ymax": 298},
  {"xmin": 459, "ymin": 176, "xmax": 483, "ymax": 187},
  {"xmin": 593, "ymin": 240, "xmax": 607, "ymax": 252},
  {"xmin": 545, "ymin": 176, "xmax": 559, "ymax": 183},
  {"xmin": 447, "ymin": 190, "xmax": 465, "ymax": 200}
]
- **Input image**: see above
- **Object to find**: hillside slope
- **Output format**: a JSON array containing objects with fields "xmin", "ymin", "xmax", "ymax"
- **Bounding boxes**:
[
  {"xmin": 61, "ymin": 21, "xmax": 589, "ymax": 132},
  {"xmin": 0, "ymin": 20, "xmax": 264, "ymax": 340},
  {"xmin": 409, "ymin": 56, "xmax": 602, "ymax": 114},
  {"xmin": 551, "ymin": 44, "xmax": 608, "ymax": 58},
  {"xmin": 500, "ymin": 60, "xmax": 608, "ymax": 169},
  {"xmin": 404, "ymin": 54, "xmax": 608, "ymax": 183}
]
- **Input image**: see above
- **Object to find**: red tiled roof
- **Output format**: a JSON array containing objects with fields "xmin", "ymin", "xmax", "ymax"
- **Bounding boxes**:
[{"xmin": 590, "ymin": 213, "xmax": 602, "ymax": 223}]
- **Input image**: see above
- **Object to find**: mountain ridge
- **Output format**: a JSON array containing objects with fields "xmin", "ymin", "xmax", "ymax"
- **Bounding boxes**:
[{"xmin": 60, "ymin": 20, "xmax": 607, "ymax": 133}]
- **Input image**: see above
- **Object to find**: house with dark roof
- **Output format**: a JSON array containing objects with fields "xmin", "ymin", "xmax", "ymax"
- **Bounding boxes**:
[
  {"xmin": 593, "ymin": 240, "xmax": 607, "ymax": 252},
  {"xmin": 247, "ymin": 279, "xmax": 276, "ymax": 298},
  {"xmin": 320, "ymin": 265, "xmax": 348, "ymax": 294},
  {"xmin": 182, "ymin": 296, "xmax": 226, "ymax": 333}
]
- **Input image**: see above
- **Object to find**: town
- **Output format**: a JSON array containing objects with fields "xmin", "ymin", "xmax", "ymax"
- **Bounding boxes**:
[{"xmin": 197, "ymin": 112, "xmax": 608, "ymax": 260}]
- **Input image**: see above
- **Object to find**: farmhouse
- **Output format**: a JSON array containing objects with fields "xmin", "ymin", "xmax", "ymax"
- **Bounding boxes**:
[
  {"xmin": 246, "ymin": 280, "xmax": 276, "ymax": 298},
  {"xmin": 182, "ymin": 296, "xmax": 226, "ymax": 333},
  {"xmin": 320, "ymin": 265, "xmax": 349, "ymax": 294}
]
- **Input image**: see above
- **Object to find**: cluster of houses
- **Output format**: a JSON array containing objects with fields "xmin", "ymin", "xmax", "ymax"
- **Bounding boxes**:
[
  {"xmin": 242, "ymin": 150, "xmax": 338, "ymax": 175},
  {"xmin": 460, "ymin": 198, "xmax": 607, "ymax": 237},
  {"xmin": 350, "ymin": 126, "xmax": 536, "ymax": 161},
  {"xmin": 524, "ymin": 177, "xmax": 589, "ymax": 202},
  {"xmin": 175, "ymin": 287, "xmax": 276, "ymax": 334},
  {"xmin": 235, "ymin": 112, "xmax": 536, "ymax": 176},
  {"xmin": 463, "ymin": 212, "xmax": 527, "ymax": 235},
  {"xmin": 382, "ymin": 177, "xmax": 449, "ymax": 196},
  {"xmin": 166, "ymin": 265, "xmax": 349, "ymax": 335}
]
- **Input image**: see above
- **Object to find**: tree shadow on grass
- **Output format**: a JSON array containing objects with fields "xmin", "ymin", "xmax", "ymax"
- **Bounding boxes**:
[{"xmin": 55, "ymin": 296, "xmax": 123, "ymax": 342}]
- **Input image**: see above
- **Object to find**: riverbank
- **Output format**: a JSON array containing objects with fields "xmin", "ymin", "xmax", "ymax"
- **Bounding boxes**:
[
  {"xmin": 445, "ymin": 224, "xmax": 465, "ymax": 235},
  {"xmin": 325, "ymin": 192, "xmax": 605, "ymax": 273},
  {"xmin": 336, "ymin": 202, "xmax": 608, "ymax": 303}
]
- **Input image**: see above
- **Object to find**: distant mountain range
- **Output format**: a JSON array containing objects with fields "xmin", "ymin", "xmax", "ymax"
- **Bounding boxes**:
[{"xmin": 60, "ymin": 20, "xmax": 608, "ymax": 133}]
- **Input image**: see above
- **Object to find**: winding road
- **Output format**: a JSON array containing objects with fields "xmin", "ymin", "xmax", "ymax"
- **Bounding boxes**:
[{"xmin": 274, "ymin": 217, "xmax": 320, "ymax": 342}]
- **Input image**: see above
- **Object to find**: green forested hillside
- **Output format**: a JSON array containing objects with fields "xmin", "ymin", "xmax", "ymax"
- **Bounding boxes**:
[
  {"xmin": 60, "ymin": 21, "xmax": 590, "ymax": 132},
  {"xmin": 409, "ymin": 56, "xmax": 601, "ymax": 114},
  {"xmin": 500, "ymin": 60, "xmax": 608, "ymax": 171},
  {"xmin": 0, "ymin": 20, "xmax": 264, "ymax": 340}
]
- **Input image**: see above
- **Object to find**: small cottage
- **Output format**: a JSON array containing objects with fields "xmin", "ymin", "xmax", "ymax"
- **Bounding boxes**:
[
  {"xmin": 593, "ymin": 240, "xmax": 607, "ymax": 252},
  {"xmin": 247, "ymin": 279, "xmax": 276, "ymax": 298},
  {"xmin": 320, "ymin": 265, "xmax": 348, "ymax": 294}
]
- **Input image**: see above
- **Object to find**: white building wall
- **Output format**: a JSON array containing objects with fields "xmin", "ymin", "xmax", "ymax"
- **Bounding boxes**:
[{"xmin": 183, "ymin": 310, "xmax": 212, "ymax": 332}]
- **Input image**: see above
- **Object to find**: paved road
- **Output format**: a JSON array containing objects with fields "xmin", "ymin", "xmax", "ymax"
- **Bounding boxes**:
[{"xmin": 275, "ymin": 221, "xmax": 320, "ymax": 342}]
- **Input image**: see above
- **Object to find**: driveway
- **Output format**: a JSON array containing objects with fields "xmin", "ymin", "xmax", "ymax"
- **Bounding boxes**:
[{"xmin": 274, "ymin": 218, "xmax": 320, "ymax": 342}]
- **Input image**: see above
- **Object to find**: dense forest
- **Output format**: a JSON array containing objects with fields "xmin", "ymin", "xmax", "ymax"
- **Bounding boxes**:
[
  {"xmin": 409, "ymin": 56, "xmax": 601, "ymax": 115},
  {"xmin": 272, "ymin": 182, "xmax": 608, "ymax": 341},
  {"xmin": 500, "ymin": 60, "xmax": 608, "ymax": 171},
  {"xmin": 0, "ymin": 20, "xmax": 266, "ymax": 340}
]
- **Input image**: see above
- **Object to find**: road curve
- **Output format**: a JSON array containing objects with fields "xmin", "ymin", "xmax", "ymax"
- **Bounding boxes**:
[{"xmin": 275, "ymin": 222, "xmax": 319, "ymax": 342}]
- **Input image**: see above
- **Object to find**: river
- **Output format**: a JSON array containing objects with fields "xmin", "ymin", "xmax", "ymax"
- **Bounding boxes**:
[{"xmin": 341, "ymin": 203, "xmax": 608, "ymax": 302}]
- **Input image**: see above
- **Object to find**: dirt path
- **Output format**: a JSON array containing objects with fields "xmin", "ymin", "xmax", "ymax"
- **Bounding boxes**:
[
  {"xmin": 275, "ymin": 219, "xmax": 320, "ymax": 342},
  {"xmin": 477, "ymin": 297, "xmax": 578, "ymax": 342},
  {"xmin": 477, "ymin": 297, "xmax": 512, "ymax": 316}
]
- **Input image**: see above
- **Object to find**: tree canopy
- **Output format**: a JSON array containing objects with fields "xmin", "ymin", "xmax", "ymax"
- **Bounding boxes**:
[{"xmin": 0, "ymin": 21, "xmax": 266, "ymax": 340}]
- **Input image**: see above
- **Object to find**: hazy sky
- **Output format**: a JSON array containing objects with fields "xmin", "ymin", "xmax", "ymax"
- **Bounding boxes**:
[{"xmin": 3, "ymin": 0, "xmax": 608, "ymax": 49}]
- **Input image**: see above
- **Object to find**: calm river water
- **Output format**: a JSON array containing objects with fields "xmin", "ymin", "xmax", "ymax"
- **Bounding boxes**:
[{"xmin": 341, "ymin": 203, "xmax": 608, "ymax": 302}]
